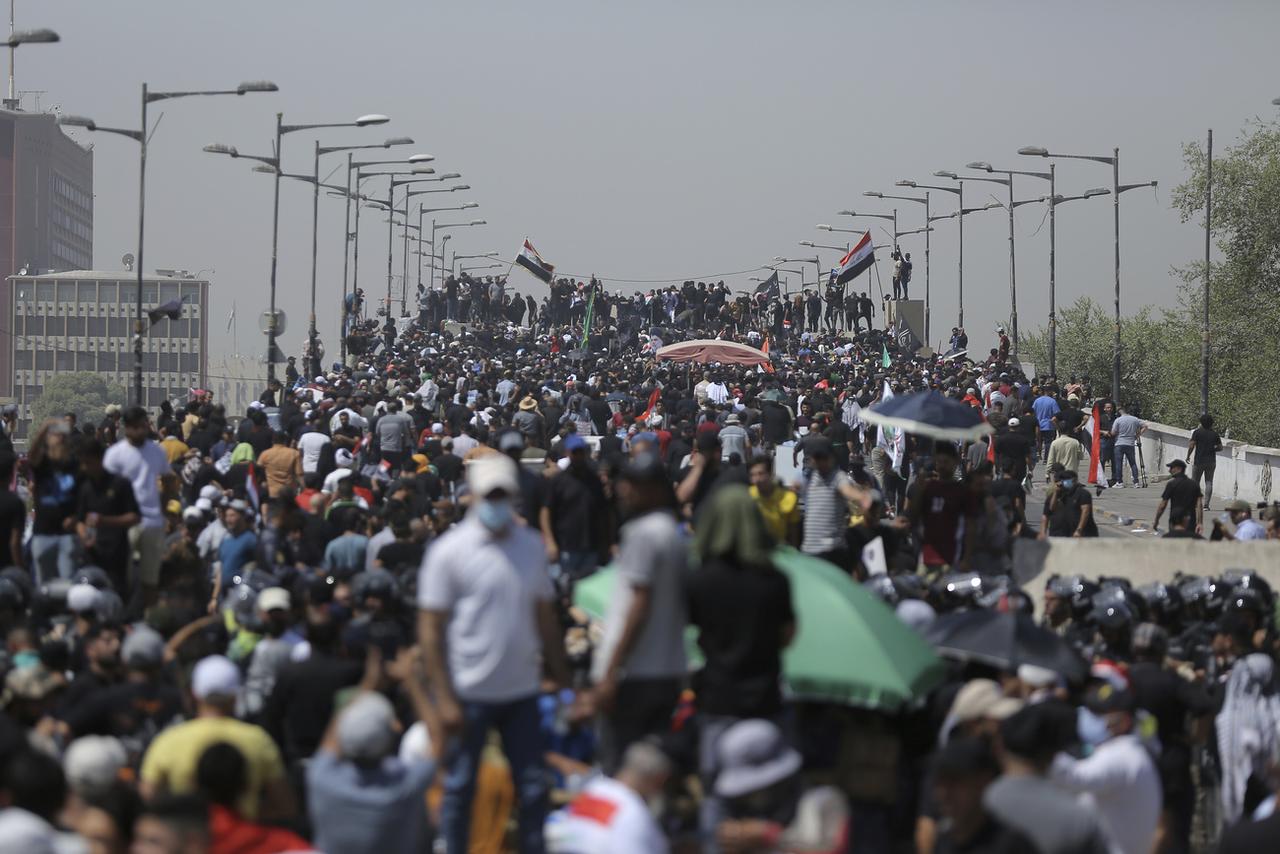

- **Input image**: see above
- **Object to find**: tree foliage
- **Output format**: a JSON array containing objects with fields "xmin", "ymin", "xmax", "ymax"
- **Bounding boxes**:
[
  {"xmin": 27, "ymin": 372, "xmax": 126, "ymax": 431},
  {"xmin": 1022, "ymin": 120, "xmax": 1280, "ymax": 448}
]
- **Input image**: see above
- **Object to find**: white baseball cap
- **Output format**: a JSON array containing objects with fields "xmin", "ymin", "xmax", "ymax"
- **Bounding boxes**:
[{"xmin": 191, "ymin": 655, "xmax": 240, "ymax": 700}]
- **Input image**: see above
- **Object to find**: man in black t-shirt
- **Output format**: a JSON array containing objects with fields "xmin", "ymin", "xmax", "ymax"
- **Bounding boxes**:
[
  {"xmin": 1185, "ymin": 413, "xmax": 1222, "ymax": 509},
  {"xmin": 1039, "ymin": 464, "xmax": 1097, "ymax": 538},
  {"xmin": 76, "ymin": 438, "xmax": 142, "ymax": 593},
  {"xmin": 28, "ymin": 421, "xmax": 82, "ymax": 581},
  {"xmin": 1153, "ymin": 459, "xmax": 1202, "ymax": 535}
]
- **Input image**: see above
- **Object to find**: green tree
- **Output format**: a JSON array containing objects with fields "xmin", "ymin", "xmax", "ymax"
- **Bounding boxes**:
[
  {"xmin": 1170, "ymin": 119, "xmax": 1280, "ymax": 448},
  {"xmin": 27, "ymin": 372, "xmax": 126, "ymax": 431},
  {"xmin": 1019, "ymin": 297, "xmax": 1198, "ymax": 422}
]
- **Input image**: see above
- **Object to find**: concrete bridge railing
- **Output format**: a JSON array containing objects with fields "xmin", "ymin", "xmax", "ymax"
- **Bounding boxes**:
[{"xmin": 1136, "ymin": 421, "xmax": 1278, "ymax": 505}]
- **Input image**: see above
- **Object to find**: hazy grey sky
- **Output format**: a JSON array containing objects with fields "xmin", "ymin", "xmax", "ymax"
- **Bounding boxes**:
[{"xmin": 27, "ymin": 0, "xmax": 1280, "ymax": 359}]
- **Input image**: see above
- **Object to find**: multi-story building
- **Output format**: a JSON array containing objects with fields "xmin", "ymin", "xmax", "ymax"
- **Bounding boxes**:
[
  {"xmin": 4, "ymin": 270, "xmax": 209, "ymax": 436},
  {"xmin": 0, "ymin": 106, "xmax": 93, "ymax": 278}
]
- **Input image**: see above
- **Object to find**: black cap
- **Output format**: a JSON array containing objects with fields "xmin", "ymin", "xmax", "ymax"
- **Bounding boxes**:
[
  {"xmin": 1166, "ymin": 459, "xmax": 1187, "ymax": 470},
  {"xmin": 1084, "ymin": 682, "xmax": 1136, "ymax": 714}
]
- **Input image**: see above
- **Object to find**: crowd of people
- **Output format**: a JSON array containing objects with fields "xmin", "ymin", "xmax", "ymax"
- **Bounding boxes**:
[{"xmin": 0, "ymin": 277, "xmax": 1275, "ymax": 854}]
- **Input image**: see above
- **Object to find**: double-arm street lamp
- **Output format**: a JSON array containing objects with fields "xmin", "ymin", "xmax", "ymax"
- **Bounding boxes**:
[
  {"xmin": 348, "ymin": 157, "xmax": 435, "ymax": 326},
  {"xmin": 1019, "ymin": 146, "xmax": 1157, "ymax": 399},
  {"xmin": 60, "ymin": 79, "xmax": 278, "ymax": 405},
  {"xmin": 932, "ymin": 170, "xmax": 1013, "ymax": 341},
  {"xmin": 207, "ymin": 112, "xmax": 390, "ymax": 384},
  {"xmin": 773, "ymin": 256, "xmax": 822, "ymax": 292}
]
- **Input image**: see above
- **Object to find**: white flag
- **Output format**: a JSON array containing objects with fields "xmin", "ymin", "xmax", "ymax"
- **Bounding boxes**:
[
  {"xmin": 861, "ymin": 535, "xmax": 888, "ymax": 576},
  {"xmin": 876, "ymin": 381, "xmax": 904, "ymax": 471},
  {"xmin": 226, "ymin": 302, "xmax": 236, "ymax": 333}
]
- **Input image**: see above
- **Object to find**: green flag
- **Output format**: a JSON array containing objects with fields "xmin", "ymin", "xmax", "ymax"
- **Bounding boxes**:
[
  {"xmin": 882, "ymin": 345, "xmax": 891, "ymax": 369},
  {"xmin": 580, "ymin": 288, "xmax": 596, "ymax": 349}
]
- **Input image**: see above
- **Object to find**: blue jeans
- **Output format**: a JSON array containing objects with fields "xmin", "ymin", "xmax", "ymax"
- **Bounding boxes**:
[
  {"xmin": 30, "ymin": 533, "xmax": 78, "ymax": 582},
  {"xmin": 1113, "ymin": 444, "xmax": 1138, "ymax": 484},
  {"xmin": 440, "ymin": 695, "xmax": 547, "ymax": 854},
  {"xmin": 556, "ymin": 551, "xmax": 598, "ymax": 583}
]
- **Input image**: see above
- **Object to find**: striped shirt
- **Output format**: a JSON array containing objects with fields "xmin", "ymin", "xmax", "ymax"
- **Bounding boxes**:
[{"xmin": 801, "ymin": 468, "xmax": 853, "ymax": 554}]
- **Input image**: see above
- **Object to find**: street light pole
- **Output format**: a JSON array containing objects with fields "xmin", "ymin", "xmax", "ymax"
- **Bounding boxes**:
[
  {"xmin": 1202, "ymin": 130, "xmax": 1212, "ymax": 416},
  {"xmin": 64, "ymin": 79, "xmax": 276, "ymax": 407},
  {"xmin": 340, "ymin": 152, "xmax": 353, "ymax": 364}
]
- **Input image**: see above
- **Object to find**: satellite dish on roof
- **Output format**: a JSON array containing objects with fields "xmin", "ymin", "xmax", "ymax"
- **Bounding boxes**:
[{"xmin": 121, "ymin": 253, "xmax": 134, "ymax": 272}]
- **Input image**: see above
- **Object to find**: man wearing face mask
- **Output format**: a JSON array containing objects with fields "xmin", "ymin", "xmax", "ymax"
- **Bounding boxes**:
[
  {"xmin": 1039, "ymin": 464, "xmax": 1098, "ymax": 539},
  {"xmin": 419, "ymin": 454, "xmax": 572, "ymax": 854},
  {"xmin": 1050, "ymin": 681, "xmax": 1161, "ymax": 854}
]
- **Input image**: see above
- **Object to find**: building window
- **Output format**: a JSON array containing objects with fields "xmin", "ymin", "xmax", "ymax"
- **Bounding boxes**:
[
  {"xmin": 180, "ymin": 283, "xmax": 200, "ymax": 301},
  {"xmin": 25, "ymin": 315, "xmax": 42, "ymax": 336},
  {"xmin": 56, "ymin": 282, "xmax": 75, "ymax": 303},
  {"xmin": 98, "ymin": 283, "xmax": 116, "ymax": 304},
  {"xmin": 141, "ymin": 284, "xmax": 158, "ymax": 304},
  {"xmin": 76, "ymin": 283, "xmax": 96, "ymax": 302},
  {"xmin": 66, "ymin": 317, "xmax": 85, "ymax": 337},
  {"xmin": 120, "ymin": 284, "xmax": 137, "ymax": 305},
  {"xmin": 108, "ymin": 317, "xmax": 128, "ymax": 338},
  {"xmin": 180, "ymin": 352, "xmax": 198, "ymax": 373},
  {"xmin": 169, "ymin": 319, "xmax": 189, "ymax": 338},
  {"xmin": 159, "ymin": 282, "xmax": 179, "ymax": 304},
  {"xmin": 36, "ymin": 282, "xmax": 54, "ymax": 302},
  {"xmin": 14, "ymin": 350, "xmax": 31, "ymax": 369},
  {"xmin": 86, "ymin": 317, "xmax": 106, "ymax": 337},
  {"xmin": 45, "ymin": 315, "xmax": 65, "ymax": 336},
  {"xmin": 158, "ymin": 352, "xmax": 177, "ymax": 372},
  {"xmin": 35, "ymin": 350, "xmax": 52, "ymax": 370},
  {"xmin": 55, "ymin": 351, "xmax": 72, "ymax": 371}
]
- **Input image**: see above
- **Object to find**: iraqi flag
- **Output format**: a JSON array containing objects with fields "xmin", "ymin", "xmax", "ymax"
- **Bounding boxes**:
[
  {"xmin": 515, "ymin": 238, "xmax": 555, "ymax": 283},
  {"xmin": 832, "ymin": 232, "xmax": 874, "ymax": 286}
]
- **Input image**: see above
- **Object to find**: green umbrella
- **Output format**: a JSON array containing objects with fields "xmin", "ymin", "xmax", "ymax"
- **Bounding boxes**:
[{"xmin": 573, "ymin": 546, "xmax": 945, "ymax": 711}]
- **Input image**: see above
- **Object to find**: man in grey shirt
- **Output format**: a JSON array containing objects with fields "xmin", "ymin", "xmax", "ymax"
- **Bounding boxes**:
[
  {"xmin": 718, "ymin": 413, "xmax": 751, "ymax": 463},
  {"xmin": 375, "ymin": 399, "xmax": 415, "ymax": 470},
  {"xmin": 1109, "ymin": 406, "xmax": 1146, "ymax": 487},
  {"xmin": 984, "ymin": 703, "xmax": 1111, "ymax": 854}
]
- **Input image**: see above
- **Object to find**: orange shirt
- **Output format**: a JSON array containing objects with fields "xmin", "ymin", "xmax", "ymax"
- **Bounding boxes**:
[{"xmin": 256, "ymin": 445, "xmax": 303, "ymax": 498}]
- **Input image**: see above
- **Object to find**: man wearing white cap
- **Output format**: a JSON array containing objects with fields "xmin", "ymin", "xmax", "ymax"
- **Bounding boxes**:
[
  {"xmin": 140, "ymin": 655, "xmax": 293, "ymax": 822},
  {"xmin": 419, "ymin": 454, "xmax": 570, "ymax": 854}
]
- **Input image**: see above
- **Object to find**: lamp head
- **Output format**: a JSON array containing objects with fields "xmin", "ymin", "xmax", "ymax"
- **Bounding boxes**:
[
  {"xmin": 799, "ymin": 241, "xmax": 815, "ymax": 247},
  {"xmin": 469, "ymin": 219, "xmax": 486, "ymax": 225},
  {"xmin": 461, "ymin": 202, "xmax": 479, "ymax": 209},
  {"xmin": 1083, "ymin": 187, "xmax": 1109, "ymax": 197},
  {"xmin": 236, "ymin": 81, "xmax": 278, "ymax": 95},
  {"xmin": 1018, "ymin": 146, "xmax": 1049, "ymax": 157},
  {"xmin": 862, "ymin": 191, "xmax": 883, "ymax": 198},
  {"xmin": 452, "ymin": 184, "xmax": 471, "ymax": 190},
  {"xmin": 8, "ymin": 29, "xmax": 59, "ymax": 46},
  {"xmin": 355, "ymin": 114, "xmax": 391, "ymax": 126},
  {"xmin": 837, "ymin": 210, "xmax": 855, "ymax": 216},
  {"xmin": 407, "ymin": 154, "xmax": 434, "ymax": 163},
  {"xmin": 383, "ymin": 136, "xmax": 414, "ymax": 146},
  {"xmin": 966, "ymin": 161, "xmax": 992, "ymax": 171},
  {"xmin": 816, "ymin": 224, "xmax": 832, "ymax": 231},
  {"xmin": 895, "ymin": 180, "xmax": 916, "ymax": 188},
  {"xmin": 412, "ymin": 166, "xmax": 436, "ymax": 174},
  {"xmin": 934, "ymin": 170, "xmax": 958, "ymax": 180},
  {"xmin": 203, "ymin": 143, "xmax": 238, "ymax": 157},
  {"xmin": 773, "ymin": 255, "xmax": 786, "ymax": 262},
  {"xmin": 58, "ymin": 114, "xmax": 97, "ymax": 131},
  {"xmin": 252, "ymin": 164, "xmax": 277, "ymax": 174},
  {"xmin": 439, "ymin": 172, "xmax": 461, "ymax": 180}
]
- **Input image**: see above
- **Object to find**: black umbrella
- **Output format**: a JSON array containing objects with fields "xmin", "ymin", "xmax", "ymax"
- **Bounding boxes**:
[{"xmin": 924, "ymin": 609, "xmax": 1088, "ymax": 682}]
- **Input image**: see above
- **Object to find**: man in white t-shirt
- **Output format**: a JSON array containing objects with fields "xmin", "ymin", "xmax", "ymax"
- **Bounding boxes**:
[
  {"xmin": 546, "ymin": 742, "xmax": 672, "ymax": 854},
  {"xmin": 103, "ymin": 406, "xmax": 170, "ymax": 604},
  {"xmin": 296, "ymin": 426, "xmax": 330, "ymax": 474},
  {"xmin": 418, "ymin": 454, "xmax": 570, "ymax": 854},
  {"xmin": 586, "ymin": 453, "xmax": 687, "ymax": 774}
]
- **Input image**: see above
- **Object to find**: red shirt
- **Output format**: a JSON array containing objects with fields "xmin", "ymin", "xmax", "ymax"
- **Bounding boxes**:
[{"xmin": 208, "ymin": 805, "xmax": 312, "ymax": 854}]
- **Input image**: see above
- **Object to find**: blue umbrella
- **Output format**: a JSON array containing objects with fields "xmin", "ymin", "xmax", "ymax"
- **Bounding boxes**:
[{"xmin": 861, "ymin": 389, "xmax": 992, "ymax": 441}]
